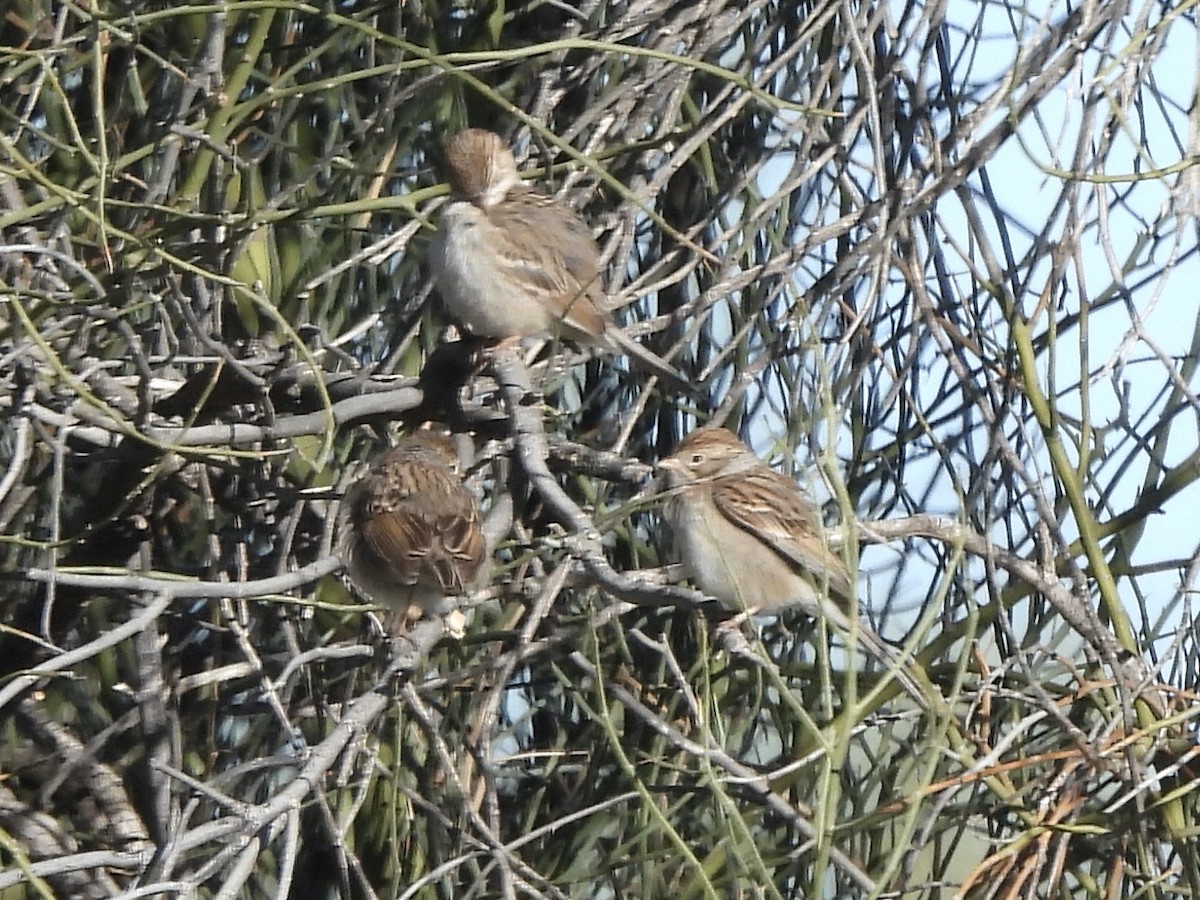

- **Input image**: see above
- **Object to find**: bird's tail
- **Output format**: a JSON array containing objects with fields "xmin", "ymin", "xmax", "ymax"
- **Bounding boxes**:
[{"xmin": 854, "ymin": 624, "xmax": 930, "ymax": 709}]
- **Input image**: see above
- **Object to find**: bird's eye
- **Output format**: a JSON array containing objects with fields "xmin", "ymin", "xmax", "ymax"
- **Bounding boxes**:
[{"xmin": 690, "ymin": 453, "xmax": 704, "ymax": 464}]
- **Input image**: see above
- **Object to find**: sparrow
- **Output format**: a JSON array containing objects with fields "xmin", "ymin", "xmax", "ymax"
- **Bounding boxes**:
[
  {"xmin": 428, "ymin": 128, "xmax": 687, "ymax": 387},
  {"xmin": 658, "ymin": 427, "xmax": 924, "ymax": 701},
  {"xmin": 343, "ymin": 432, "xmax": 487, "ymax": 629}
]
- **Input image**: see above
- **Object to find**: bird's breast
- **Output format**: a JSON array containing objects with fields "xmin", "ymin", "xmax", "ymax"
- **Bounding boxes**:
[
  {"xmin": 430, "ymin": 202, "xmax": 558, "ymax": 339},
  {"xmin": 667, "ymin": 495, "xmax": 819, "ymax": 612}
]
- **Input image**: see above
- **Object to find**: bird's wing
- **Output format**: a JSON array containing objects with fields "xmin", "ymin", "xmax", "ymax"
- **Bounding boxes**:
[
  {"xmin": 429, "ymin": 501, "xmax": 487, "ymax": 593},
  {"xmin": 488, "ymin": 190, "xmax": 607, "ymax": 340},
  {"xmin": 710, "ymin": 468, "xmax": 852, "ymax": 601},
  {"xmin": 712, "ymin": 465, "xmax": 928, "ymax": 707},
  {"xmin": 359, "ymin": 466, "xmax": 485, "ymax": 594}
]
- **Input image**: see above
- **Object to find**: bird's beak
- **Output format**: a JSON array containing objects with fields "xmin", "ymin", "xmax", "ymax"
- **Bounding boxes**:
[
  {"xmin": 656, "ymin": 457, "xmax": 682, "ymax": 476},
  {"xmin": 651, "ymin": 457, "xmax": 684, "ymax": 494}
]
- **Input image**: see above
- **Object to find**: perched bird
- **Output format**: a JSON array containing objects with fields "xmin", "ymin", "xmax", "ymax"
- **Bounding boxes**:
[
  {"xmin": 428, "ymin": 128, "xmax": 686, "ymax": 386},
  {"xmin": 344, "ymin": 432, "xmax": 487, "ymax": 630},
  {"xmin": 658, "ymin": 427, "xmax": 925, "ymax": 702}
]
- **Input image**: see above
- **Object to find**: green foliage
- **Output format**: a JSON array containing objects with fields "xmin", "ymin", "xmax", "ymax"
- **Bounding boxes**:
[{"xmin": 1, "ymin": 1, "xmax": 1198, "ymax": 898}]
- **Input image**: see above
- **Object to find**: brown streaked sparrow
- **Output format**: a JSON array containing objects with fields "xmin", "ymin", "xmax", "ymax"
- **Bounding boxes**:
[
  {"xmin": 659, "ymin": 427, "xmax": 925, "ymax": 701},
  {"xmin": 344, "ymin": 432, "xmax": 487, "ymax": 630},
  {"xmin": 428, "ymin": 128, "xmax": 687, "ymax": 387}
]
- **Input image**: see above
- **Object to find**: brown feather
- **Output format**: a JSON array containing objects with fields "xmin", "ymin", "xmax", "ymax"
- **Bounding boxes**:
[
  {"xmin": 482, "ymin": 188, "xmax": 607, "ymax": 342},
  {"xmin": 711, "ymin": 467, "xmax": 852, "ymax": 602},
  {"xmin": 432, "ymin": 128, "xmax": 691, "ymax": 390},
  {"xmin": 661, "ymin": 427, "xmax": 930, "ymax": 706},
  {"xmin": 663, "ymin": 427, "xmax": 852, "ymax": 604},
  {"xmin": 346, "ymin": 433, "xmax": 487, "ymax": 617}
]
